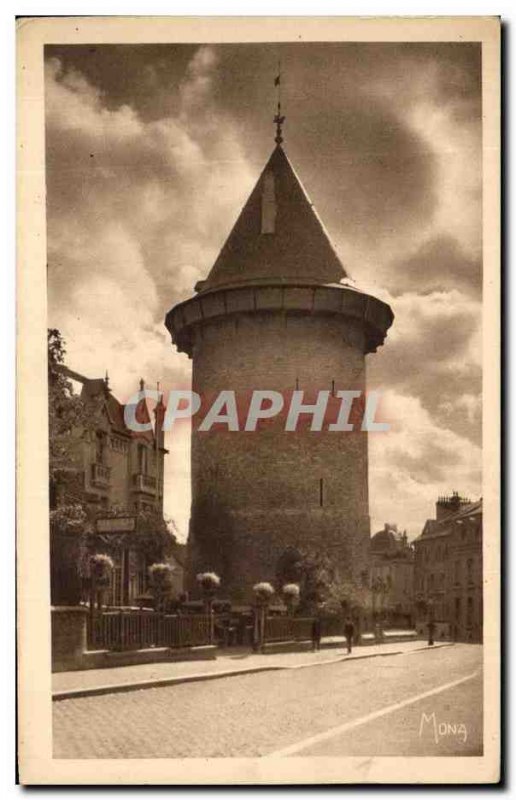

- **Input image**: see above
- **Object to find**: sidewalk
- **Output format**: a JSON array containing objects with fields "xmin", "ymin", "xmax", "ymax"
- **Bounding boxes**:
[{"xmin": 52, "ymin": 640, "xmax": 453, "ymax": 701}]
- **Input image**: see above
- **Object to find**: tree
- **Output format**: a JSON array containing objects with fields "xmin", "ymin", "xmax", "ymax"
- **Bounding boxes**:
[
  {"xmin": 48, "ymin": 329, "xmax": 99, "ymax": 483},
  {"xmin": 276, "ymin": 547, "xmax": 336, "ymax": 612},
  {"xmin": 134, "ymin": 508, "xmax": 177, "ymax": 564},
  {"xmin": 48, "ymin": 330, "xmax": 95, "ymax": 604}
]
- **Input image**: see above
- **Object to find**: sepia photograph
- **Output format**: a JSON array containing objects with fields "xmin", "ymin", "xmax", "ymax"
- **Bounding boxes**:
[{"xmin": 16, "ymin": 15, "xmax": 500, "ymax": 784}]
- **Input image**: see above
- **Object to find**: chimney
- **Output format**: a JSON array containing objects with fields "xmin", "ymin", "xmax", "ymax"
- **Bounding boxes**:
[{"xmin": 436, "ymin": 491, "xmax": 470, "ymax": 520}]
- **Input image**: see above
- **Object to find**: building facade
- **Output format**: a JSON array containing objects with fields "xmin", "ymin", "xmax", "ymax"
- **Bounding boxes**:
[
  {"xmin": 413, "ymin": 493, "xmax": 483, "ymax": 642},
  {"xmin": 370, "ymin": 524, "xmax": 414, "ymax": 627},
  {"xmin": 50, "ymin": 368, "xmax": 174, "ymax": 607},
  {"xmin": 165, "ymin": 132, "xmax": 394, "ymax": 600}
]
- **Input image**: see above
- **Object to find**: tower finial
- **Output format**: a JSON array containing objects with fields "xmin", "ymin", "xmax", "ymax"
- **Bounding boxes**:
[
  {"xmin": 139, "ymin": 377, "xmax": 145, "ymax": 393},
  {"xmin": 104, "ymin": 370, "xmax": 110, "ymax": 390},
  {"xmin": 273, "ymin": 60, "xmax": 285, "ymax": 146}
]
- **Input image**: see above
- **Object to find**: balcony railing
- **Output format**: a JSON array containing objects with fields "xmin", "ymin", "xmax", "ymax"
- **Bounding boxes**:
[
  {"xmin": 91, "ymin": 462, "xmax": 111, "ymax": 487},
  {"xmin": 132, "ymin": 473, "xmax": 157, "ymax": 494}
]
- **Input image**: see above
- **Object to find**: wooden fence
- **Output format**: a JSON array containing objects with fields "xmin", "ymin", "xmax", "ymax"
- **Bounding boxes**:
[{"xmin": 88, "ymin": 611, "xmax": 212, "ymax": 651}]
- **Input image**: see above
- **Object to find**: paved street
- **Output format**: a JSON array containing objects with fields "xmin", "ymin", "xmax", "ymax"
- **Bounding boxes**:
[{"xmin": 53, "ymin": 644, "xmax": 482, "ymax": 758}]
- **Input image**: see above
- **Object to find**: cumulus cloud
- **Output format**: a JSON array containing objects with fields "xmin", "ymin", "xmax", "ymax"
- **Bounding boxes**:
[
  {"xmin": 45, "ymin": 43, "xmax": 483, "ymax": 539},
  {"xmin": 46, "ymin": 48, "xmax": 257, "ymax": 537},
  {"xmin": 369, "ymin": 391, "xmax": 482, "ymax": 536},
  {"xmin": 369, "ymin": 290, "xmax": 482, "ymax": 446},
  {"xmin": 385, "ymin": 235, "xmax": 481, "ymax": 298}
]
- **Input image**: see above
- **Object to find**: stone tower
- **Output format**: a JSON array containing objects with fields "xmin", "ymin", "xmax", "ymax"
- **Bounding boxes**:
[{"xmin": 165, "ymin": 137, "xmax": 393, "ymax": 601}]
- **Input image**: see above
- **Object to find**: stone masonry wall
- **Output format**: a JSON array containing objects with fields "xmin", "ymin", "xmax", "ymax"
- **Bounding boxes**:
[{"xmin": 188, "ymin": 311, "xmax": 371, "ymax": 600}]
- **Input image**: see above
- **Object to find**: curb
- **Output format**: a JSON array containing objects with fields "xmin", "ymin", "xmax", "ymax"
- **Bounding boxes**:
[
  {"xmin": 52, "ymin": 664, "xmax": 286, "ymax": 701},
  {"xmin": 52, "ymin": 642, "xmax": 448, "ymax": 702}
]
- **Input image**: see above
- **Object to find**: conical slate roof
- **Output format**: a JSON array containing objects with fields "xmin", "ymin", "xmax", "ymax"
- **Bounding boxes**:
[{"xmin": 200, "ymin": 144, "xmax": 348, "ymax": 292}]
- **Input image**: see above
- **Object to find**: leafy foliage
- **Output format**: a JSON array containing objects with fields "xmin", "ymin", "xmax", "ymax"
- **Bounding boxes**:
[
  {"xmin": 149, "ymin": 562, "xmax": 175, "ymax": 610},
  {"xmin": 276, "ymin": 546, "xmax": 373, "ymax": 615},
  {"xmin": 282, "ymin": 583, "xmax": 300, "ymax": 598},
  {"xmin": 134, "ymin": 508, "xmax": 177, "ymax": 562},
  {"xmin": 89, "ymin": 553, "xmax": 115, "ymax": 580},
  {"xmin": 50, "ymin": 503, "xmax": 88, "ymax": 533},
  {"xmin": 253, "ymin": 581, "xmax": 275, "ymax": 603},
  {"xmin": 48, "ymin": 329, "xmax": 100, "ymax": 481},
  {"xmin": 196, "ymin": 572, "xmax": 221, "ymax": 591}
]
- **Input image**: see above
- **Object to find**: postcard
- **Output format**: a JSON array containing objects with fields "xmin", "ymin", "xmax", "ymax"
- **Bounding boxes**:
[{"xmin": 17, "ymin": 15, "xmax": 500, "ymax": 784}]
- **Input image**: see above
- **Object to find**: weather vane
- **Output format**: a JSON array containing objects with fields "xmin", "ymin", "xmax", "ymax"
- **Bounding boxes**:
[{"xmin": 273, "ymin": 60, "xmax": 285, "ymax": 145}]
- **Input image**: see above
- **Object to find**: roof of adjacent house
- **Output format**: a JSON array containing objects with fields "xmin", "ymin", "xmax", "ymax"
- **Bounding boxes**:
[
  {"xmin": 59, "ymin": 365, "xmax": 158, "ymax": 444},
  {"xmin": 415, "ymin": 498, "xmax": 482, "ymax": 543}
]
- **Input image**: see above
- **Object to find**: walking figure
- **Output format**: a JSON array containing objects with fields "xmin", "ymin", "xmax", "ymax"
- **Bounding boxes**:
[
  {"xmin": 344, "ymin": 617, "xmax": 355, "ymax": 654},
  {"xmin": 311, "ymin": 614, "xmax": 322, "ymax": 652},
  {"xmin": 428, "ymin": 619, "xmax": 435, "ymax": 646}
]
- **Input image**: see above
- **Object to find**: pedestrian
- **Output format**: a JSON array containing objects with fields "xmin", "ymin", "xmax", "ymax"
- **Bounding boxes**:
[
  {"xmin": 428, "ymin": 619, "xmax": 435, "ymax": 646},
  {"xmin": 344, "ymin": 617, "xmax": 355, "ymax": 654},
  {"xmin": 311, "ymin": 614, "xmax": 322, "ymax": 652}
]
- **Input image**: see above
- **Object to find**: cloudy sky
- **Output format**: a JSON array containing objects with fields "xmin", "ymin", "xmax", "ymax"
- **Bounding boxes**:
[{"xmin": 45, "ymin": 42, "xmax": 482, "ymax": 540}]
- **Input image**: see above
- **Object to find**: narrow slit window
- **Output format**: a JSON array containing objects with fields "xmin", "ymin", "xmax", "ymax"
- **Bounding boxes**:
[{"xmin": 319, "ymin": 478, "xmax": 324, "ymax": 507}]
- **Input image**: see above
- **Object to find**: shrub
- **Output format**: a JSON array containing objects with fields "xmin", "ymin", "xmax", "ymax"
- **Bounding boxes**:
[
  {"xmin": 88, "ymin": 554, "xmax": 114, "ymax": 590},
  {"xmin": 89, "ymin": 553, "xmax": 114, "ymax": 575},
  {"xmin": 282, "ymin": 583, "xmax": 300, "ymax": 598},
  {"xmin": 253, "ymin": 581, "xmax": 275, "ymax": 603},
  {"xmin": 50, "ymin": 503, "xmax": 87, "ymax": 533},
  {"xmin": 149, "ymin": 562, "xmax": 174, "ymax": 580},
  {"xmin": 196, "ymin": 572, "xmax": 221, "ymax": 592},
  {"xmin": 149, "ymin": 562, "xmax": 175, "ymax": 610}
]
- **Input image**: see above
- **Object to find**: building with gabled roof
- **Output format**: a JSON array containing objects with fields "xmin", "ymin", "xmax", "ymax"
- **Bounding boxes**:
[
  {"xmin": 370, "ymin": 524, "xmax": 414, "ymax": 627},
  {"xmin": 51, "ymin": 367, "xmax": 173, "ymax": 606},
  {"xmin": 413, "ymin": 493, "xmax": 483, "ymax": 642}
]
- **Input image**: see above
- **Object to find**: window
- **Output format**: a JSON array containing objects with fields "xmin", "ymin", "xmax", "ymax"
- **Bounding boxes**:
[
  {"xmin": 138, "ymin": 444, "xmax": 148, "ymax": 475},
  {"xmin": 96, "ymin": 431, "xmax": 106, "ymax": 464},
  {"xmin": 319, "ymin": 478, "xmax": 324, "ymax": 507},
  {"xmin": 455, "ymin": 597, "xmax": 461, "ymax": 620},
  {"xmin": 454, "ymin": 561, "xmax": 461, "ymax": 583},
  {"xmin": 467, "ymin": 558, "xmax": 474, "ymax": 582}
]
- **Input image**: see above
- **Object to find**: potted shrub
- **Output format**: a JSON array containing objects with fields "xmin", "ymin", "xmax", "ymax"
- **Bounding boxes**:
[
  {"xmin": 148, "ymin": 562, "xmax": 175, "ymax": 613},
  {"xmin": 196, "ymin": 572, "xmax": 221, "ymax": 612},
  {"xmin": 282, "ymin": 583, "xmax": 300, "ymax": 615},
  {"xmin": 252, "ymin": 582, "xmax": 275, "ymax": 652},
  {"xmin": 88, "ymin": 553, "xmax": 114, "ymax": 613},
  {"xmin": 253, "ymin": 581, "xmax": 275, "ymax": 605},
  {"xmin": 196, "ymin": 572, "xmax": 220, "ymax": 643}
]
